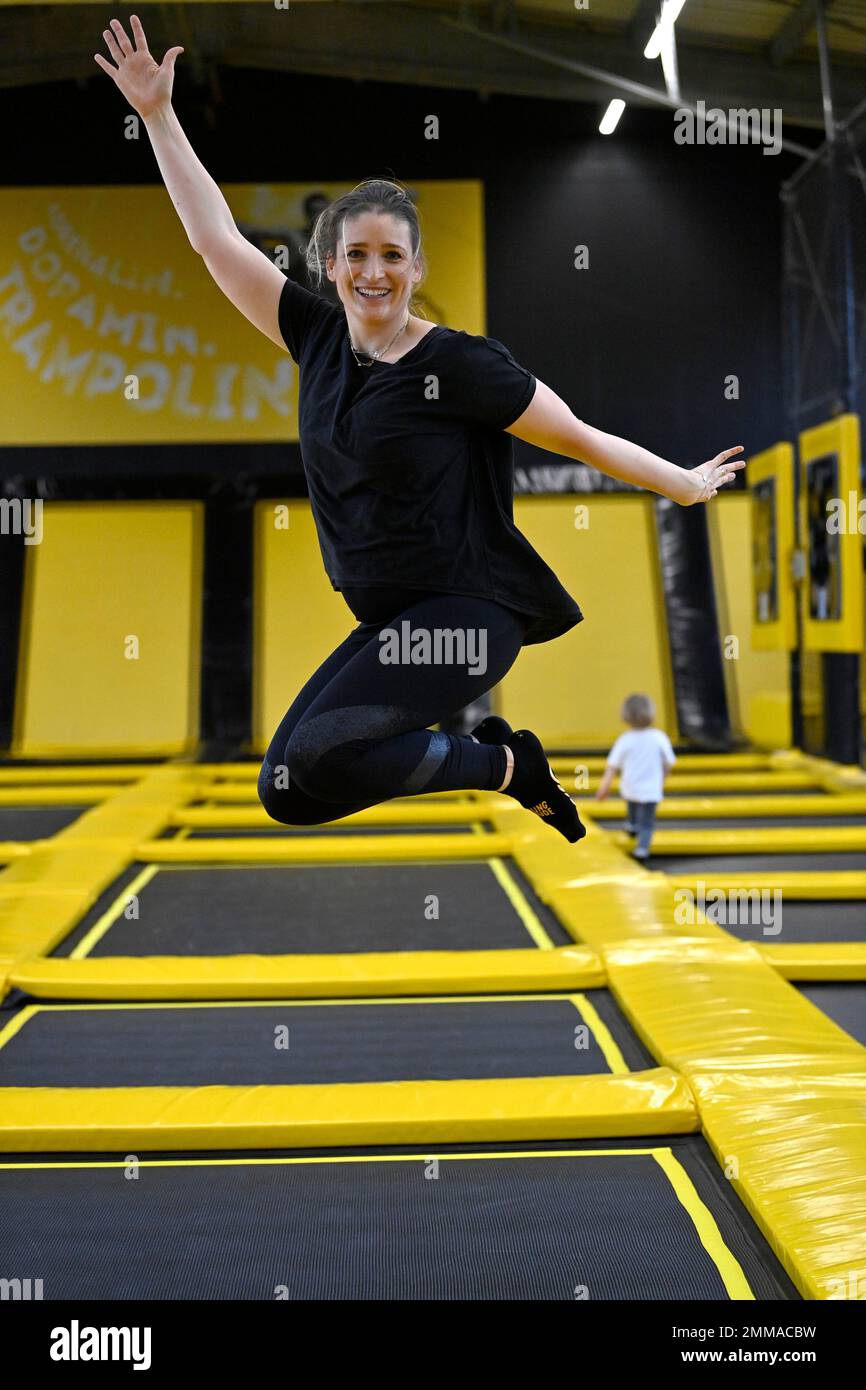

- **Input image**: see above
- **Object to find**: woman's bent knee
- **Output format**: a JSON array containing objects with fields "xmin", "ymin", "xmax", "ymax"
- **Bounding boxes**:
[
  {"xmin": 257, "ymin": 757, "xmax": 324, "ymax": 827},
  {"xmin": 282, "ymin": 727, "xmax": 362, "ymax": 804}
]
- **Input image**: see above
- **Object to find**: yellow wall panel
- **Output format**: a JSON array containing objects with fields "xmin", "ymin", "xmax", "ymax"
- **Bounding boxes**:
[
  {"xmin": 498, "ymin": 496, "xmax": 677, "ymax": 747},
  {"xmin": 708, "ymin": 494, "xmax": 790, "ymax": 747},
  {"xmin": 799, "ymin": 414, "xmax": 863, "ymax": 653},
  {"xmin": 253, "ymin": 500, "xmax": 353, "ymax": 754},
  {"xmin": 13, "ymin": 502, "xmax": 202, "ymax": 757}
]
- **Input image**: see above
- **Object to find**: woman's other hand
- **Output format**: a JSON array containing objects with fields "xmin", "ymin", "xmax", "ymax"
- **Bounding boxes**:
[{"xmin": 683, "ymin": 446, "xmax": 746, "ymax": 504}]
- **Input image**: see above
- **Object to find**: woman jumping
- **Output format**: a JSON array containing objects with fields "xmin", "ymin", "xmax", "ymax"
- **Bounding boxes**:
[{"xmin": 96, "ymin": 17, "xmax": 745, "ymax": 843}]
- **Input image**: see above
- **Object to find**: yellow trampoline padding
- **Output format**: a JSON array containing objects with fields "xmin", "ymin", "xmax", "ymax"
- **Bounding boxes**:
[
  {"xmin": 138, "ymin": 832, "xmax": 513, "ymax": 863},
  {"xmin": 584, "ymin": 793, "xmax": 866, "ymax": 819},
  {"xmin": 0, "ymin": 1068, "xmax": 698, "ymax": 1151},
  {"xmin": 691, "ymin": 1065, "xmax": 866, "ymax": 1301},
  {"xmin": 8, "ymin": 946, "xmax": 605, "ymax": 1000},
  {"xmin": 603, "ymin": 935, "xmax": 866, "ymax": 1070},
  {"xmin": 601, "ymin": 936, "xmax": 866, "ymax": 1300},
  {"xmin": 0, "ymin": 885, "xmax": 115, "ymax": 967},
  {"xmin": 0, "ymin": 843, "xmax": 32, "ymax": 864},
  {"xmin": 759, "ymin": 943, "xmax": 866, "ymax": 981},
  {"xmin": 640, "ymin": 825, "xmax": 866, "ymax": 854},
  {"xmin": 642, "ymin": 772, "xmax": 821, "ymax": 792},
  {"xmin": 668, "ymin": 871, "xmax": 866, "ymax": 899},
  {"xmin": 0, "ymin": 787, "xmax": 118, "ymax": 806},
  {"xmin": 0, "ymin": 765, "xmax": 149, "ymax": 785},
  {"xmin": 0, "ymin": 768, "xmax": 203, "ymax": 962},
  {"xmin": 549, "ymin": 752, "xmax": 776, "ymax": 773}
]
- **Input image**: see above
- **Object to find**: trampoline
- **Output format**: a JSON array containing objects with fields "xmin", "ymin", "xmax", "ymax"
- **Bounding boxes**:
[
  {"xmin": 696, "ymin": 899, "xmax": 866, "ymax": 944},
  {"xmin": 0, "ymin": 1138, "xmax": 799, "ymax": 1301},
  {"xmin": 52, "ymin": 860, "xmax": 573, "ymax": 957},
  {"xmin": 0, "ymin": 806, "xmax": 87, "ymax": 840},
  {"xmin": 0, "ymin": 992, "xmax": 655, "ymax": 1084},
  {"xmin": 1, "ymin": 757, "xmax": 860, "ymax": 1305}
]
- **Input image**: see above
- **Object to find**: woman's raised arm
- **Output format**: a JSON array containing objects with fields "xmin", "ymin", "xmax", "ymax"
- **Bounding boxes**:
[{"xmin": 95, "ymin": 14, "xmax": 287, "ymax": 350}]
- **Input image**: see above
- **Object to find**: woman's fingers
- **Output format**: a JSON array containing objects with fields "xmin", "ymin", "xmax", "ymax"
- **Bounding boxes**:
[
  {"xmin": 695, "ymin": 446, "xmax": 746, "ymax": 501},
  {"xmin": 102, "ymin": 28, "xmax": 124, "ymax": 63},
  {"xmin": 129, "ymin": 15, "xmax": 149, "ymax": 52},
  {"xmin": 713, "ymin": 446, "xmax": 744, "ymax": 466},
  {"xmin": 93, "ymin": 52, "xmax": 116, "ymax": 75},
  {"xmin": 109, "ymin": 18, "xmax": 134, "ymax": 57}
]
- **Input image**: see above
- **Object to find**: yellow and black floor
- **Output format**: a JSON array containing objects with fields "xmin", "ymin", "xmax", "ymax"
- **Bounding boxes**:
[{"xmin": 0, "ymin": 749, "xmax": 864, "ymax": 1300}]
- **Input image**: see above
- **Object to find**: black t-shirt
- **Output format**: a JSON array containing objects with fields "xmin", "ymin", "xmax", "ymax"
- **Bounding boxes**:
[{"xmin": 277, "ymin": 276, "xmax": 583, "ymax": 645}]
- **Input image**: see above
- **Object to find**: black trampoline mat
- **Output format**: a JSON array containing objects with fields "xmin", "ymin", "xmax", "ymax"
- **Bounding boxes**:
[
  {"xmin": 0, "ymin": 992, "xmax": 651, "ymax": 1086},
  {"xmin": 797, "ymin": 984, "xmax": 866, "ymax": 1047},
  {"xmin": 0, "ymin": 807, "xmax": 86, "ymax": 840},
  {"xmin": 653, "ymin": 853, "xmax": 866, "ymax": 874},
  {"xmin": 703, "ymin": 900, "xmax": 866, "ymax": 943},
  {"xmin": 53, "ymin": 861, "xmax": 573, "ymax": 957},
  {"xmin": 605, "ymin": 816, "xmax": 866, "ymax": 830},
  {"xmin": 0, "ymin": 1149, "xmax": 766, "ymax": 1300}
]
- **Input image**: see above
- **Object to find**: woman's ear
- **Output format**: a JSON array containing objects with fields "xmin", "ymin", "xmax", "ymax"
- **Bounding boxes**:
[{"xmin": 325, "ymin": 253, "xmax": 336, "ymax": 283}]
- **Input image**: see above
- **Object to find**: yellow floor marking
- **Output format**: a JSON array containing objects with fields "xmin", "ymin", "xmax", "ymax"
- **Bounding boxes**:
[
  {"xmin": 653, "ymin": 1149, "xmax": 754, "ymax": 1300},
  {"xmin": 69, "ymin": 864, "xmax": 160, "ymax": 960},
  {"xmin": 487, "ymin": 857, "xmax": 556, "ymax": 950}
]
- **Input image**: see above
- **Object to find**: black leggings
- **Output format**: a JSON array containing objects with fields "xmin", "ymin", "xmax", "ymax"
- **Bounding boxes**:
[{"xmin": 257, "ymin": 591, "xmax": 526, "ymax": 826}]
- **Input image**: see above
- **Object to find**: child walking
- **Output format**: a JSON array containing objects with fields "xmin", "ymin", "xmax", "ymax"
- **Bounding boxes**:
[{"xmin": 595, "ymin": 694, "xmax": 676, "ymax": 859}]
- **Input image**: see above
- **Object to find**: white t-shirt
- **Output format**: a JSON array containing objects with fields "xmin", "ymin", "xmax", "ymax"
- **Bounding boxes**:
[{"xmin": 607, "ymin": 728, "xmax": 676, "ymax": 803}]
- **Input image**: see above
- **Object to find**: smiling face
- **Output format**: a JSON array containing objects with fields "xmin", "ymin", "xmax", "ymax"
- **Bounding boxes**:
[{"xmin": 326, "ymin": 210, "xmax": 423, "ymax": 332}]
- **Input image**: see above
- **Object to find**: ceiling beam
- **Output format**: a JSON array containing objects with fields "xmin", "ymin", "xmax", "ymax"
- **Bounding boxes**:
[
  {"xmin": 768, "ymin": 0, "xmax": 843, "ymax": 67},
  {"xmin": 0, "ymin": 2, "xmax": 859, "ymax": 135}
]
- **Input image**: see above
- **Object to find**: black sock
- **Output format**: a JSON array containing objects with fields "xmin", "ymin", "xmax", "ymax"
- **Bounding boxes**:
[
  {"xmin": 470, "ymin": 715, "xmax": 513, "ymax": 745},
  {"xmin": 504, "ymin": 730, "xmax": 586, "ymax": 844}
]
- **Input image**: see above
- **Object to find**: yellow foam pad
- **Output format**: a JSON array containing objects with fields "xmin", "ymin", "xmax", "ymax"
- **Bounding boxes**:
[
  {"xmin": 0, "ymin": 1069, "xmax": 698, "ymax": 1152},
  {"xmin": 8, "ymin": 947, "xmax": 604, "ymax": 1000},
  {"xmin": 758, "ymin": 943, "xmax": 866, "ymax": 981}
]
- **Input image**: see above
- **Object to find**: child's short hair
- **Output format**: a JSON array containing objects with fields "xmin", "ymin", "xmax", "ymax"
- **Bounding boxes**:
[{"xmin": 621, "ymin": 693, "xmax": 655, "ymax": 728}]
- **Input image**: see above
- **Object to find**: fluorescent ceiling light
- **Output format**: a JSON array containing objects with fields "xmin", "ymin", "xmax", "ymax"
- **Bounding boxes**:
[
  {"xmin": 644, "ymin": 0, "xmax": 688, "ymax": 60},
  {"xmin": 599, "ymin": 99, "xmax": 626, "ymax": 134}
]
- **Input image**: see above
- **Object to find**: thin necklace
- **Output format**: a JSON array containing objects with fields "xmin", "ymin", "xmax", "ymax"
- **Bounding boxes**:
[{"xmin": 349, "ymin": 313, "xmax": 410, "ymax": 367}]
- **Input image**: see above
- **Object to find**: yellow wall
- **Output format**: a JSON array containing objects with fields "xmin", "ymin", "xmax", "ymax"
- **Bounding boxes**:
[
  {"xmin": 253, "ymin": 501, "xmax": 353, "ymax": 753},
  {"xmin": 0, "ymin": 182, "xmax": 484, "ymax": 447},
  {"xmin": 498, "ymin": 496, "xmax": 677, "ymax": 748},
  {"xmin": 707, "ymin": 493, "xmax": 791, "ymax": 748},
  {"xmin": 13, "ymin": 502, "xmax": 202, "ymax": 757},
  {"xmin": 254, "ymin": 495, "xmax": 678, "ymax": 753}
]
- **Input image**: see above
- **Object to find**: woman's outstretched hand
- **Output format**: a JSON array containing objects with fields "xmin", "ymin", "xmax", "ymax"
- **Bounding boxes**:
[
  {"xmin": 683, "ymin": 446, "xmax": 746, "ymax": 504},
  {"xmin": 94, "ymin": 15, "xmax": 183, "ymax": 119}
]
